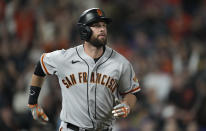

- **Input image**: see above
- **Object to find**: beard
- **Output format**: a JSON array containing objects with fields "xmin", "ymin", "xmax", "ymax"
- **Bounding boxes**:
[{"xmin": 89, "ymin": 35, "xmax": 107, "ymax": 48}]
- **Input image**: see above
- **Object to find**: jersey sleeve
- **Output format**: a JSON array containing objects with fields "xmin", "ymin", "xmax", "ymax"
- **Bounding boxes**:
[
  {"xmin": 40, "ymin": 52, "xmax": 58, "ymax": 75},
  {"xmin": 118, "ymin": 62, "xmax": 140, "ymax": 96}
]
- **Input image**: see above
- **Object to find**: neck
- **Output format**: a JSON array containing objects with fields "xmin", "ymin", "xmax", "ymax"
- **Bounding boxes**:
[{"xmin": 84, "ymin": 42, "xmax": 104, "ymax": 59}]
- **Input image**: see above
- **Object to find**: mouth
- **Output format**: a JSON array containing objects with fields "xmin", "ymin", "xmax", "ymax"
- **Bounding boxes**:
[{"xmin": 98, "ymin": 34, "xmax": 106, "ymax": 38}]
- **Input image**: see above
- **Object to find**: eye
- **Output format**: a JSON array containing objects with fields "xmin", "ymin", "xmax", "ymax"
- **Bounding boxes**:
[
  {"xmin": 102, "ymin": 24, "xmax": 107, "ymax": 27},
  {"xmin": 91, "ymin": 23, "xmax": 107, "ymax": 28},
  {"xmin": 92, "ymin": 23, "xmax": 101, "ymax": 27}
]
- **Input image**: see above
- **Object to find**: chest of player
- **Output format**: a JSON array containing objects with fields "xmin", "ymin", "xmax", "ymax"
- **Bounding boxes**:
[{"xmin": 58, "ymin": 59, "xmax": 121, "ymax": 92}]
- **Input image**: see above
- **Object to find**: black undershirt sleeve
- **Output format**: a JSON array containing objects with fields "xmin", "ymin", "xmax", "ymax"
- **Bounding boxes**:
[{"xmin": 34, "ymin": 61, "xmax": 46, "ymax": 77}]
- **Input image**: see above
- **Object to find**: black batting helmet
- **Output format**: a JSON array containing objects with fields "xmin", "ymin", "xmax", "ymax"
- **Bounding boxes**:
[{"xmin": 77, "ymin": 8, "xmax": 112, "ymax": 41}]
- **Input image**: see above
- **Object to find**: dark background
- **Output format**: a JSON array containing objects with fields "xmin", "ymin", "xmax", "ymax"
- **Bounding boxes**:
[{"xmin": 0, "ymin": 0, "xmax": 206, "ymax": 130}]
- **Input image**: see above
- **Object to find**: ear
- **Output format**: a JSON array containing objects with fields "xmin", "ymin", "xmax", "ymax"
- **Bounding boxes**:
[{"xmin": 79, "ymin": 24, "xmax": 92, "ymax": 41}]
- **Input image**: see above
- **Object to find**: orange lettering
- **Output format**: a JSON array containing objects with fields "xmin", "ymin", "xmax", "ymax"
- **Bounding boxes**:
[
  {"xmin": 105, "ymin": 76, "xmax": 111, "ymax": 87},
  {"xmin": 79, "ymin": 72, "xmax": 82, "ymax": 83},
  {"xmin": 108, "ymin": 78, "xmax": 115, "ymax": 89},
  {"xmin": 83, "ymin": 72, "xmax": 87, "ymax": 83},
  {"xmin": 66, "ymin": 77, "xmax": 72, "ymax": 87},
  {"xmin": 62, "ymin": 79, "xmax": 70, "ymax": 88},
  {"xmin": 101, "ymin": 75, "xmax": 107, "ymax": 85},
  {"xmin": 90, "ymin": 72, "xmax": 95, "ymax": 83},
  {"xmin": 70, "ymin": 74, "xmax": 77, "ymax": 85},
  {"xmin": 96, "ymin": 73, "xmax": 102, "ymax": 84}
]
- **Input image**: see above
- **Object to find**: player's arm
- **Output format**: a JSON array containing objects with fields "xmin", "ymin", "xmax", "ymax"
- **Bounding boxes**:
[
  {"xmin": 112, "ymin": 62, "xmax": 140, "ymax": 118},
  {"xmin": 28, "ymin": 61, "xmax": 49, "ymax": 123},
  {"xmin": 122, "ymin": 93, "xmax": 137, "ymax": 110},
  {"xmin": 112, "ymin": 93, "xmax": 137, "ymax": 118},
  {"xmin": 31, "ymin": 74, "xmax": 45, "ymax": 87}
]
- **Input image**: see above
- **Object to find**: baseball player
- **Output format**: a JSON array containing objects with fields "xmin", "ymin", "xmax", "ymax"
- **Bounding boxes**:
[{"xmin": 28, "ymin": 8, "xmax": 140, "ymax": 131}]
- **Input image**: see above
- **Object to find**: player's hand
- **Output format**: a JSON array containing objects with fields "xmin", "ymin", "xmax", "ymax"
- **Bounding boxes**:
[
  {"xmin": 112, "ymin": 102, "xmax": 130, "ymax": 118},
  {"xmin": 28, "ymin": 104, "xmax": 49, "ymax": 123}
]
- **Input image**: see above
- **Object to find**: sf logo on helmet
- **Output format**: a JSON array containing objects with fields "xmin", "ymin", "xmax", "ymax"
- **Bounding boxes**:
[{"xmin": 97, "ymin": 9, "xmax": 103, "ymax": 16}]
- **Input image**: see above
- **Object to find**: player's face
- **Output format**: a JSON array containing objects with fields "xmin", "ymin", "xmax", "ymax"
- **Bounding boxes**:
[{"xmin": 89, "ymin": 22, "xmax": 107, "ymax": 47}]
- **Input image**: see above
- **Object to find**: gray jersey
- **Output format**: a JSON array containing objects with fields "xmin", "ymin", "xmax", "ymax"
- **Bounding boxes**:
[{"xmin": 40, "ymin": 44, "xmax": 140, "ymax": 129}]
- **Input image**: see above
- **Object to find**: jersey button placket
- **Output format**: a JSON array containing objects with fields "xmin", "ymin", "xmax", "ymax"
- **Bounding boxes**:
[{"xmin": 88, "ymin": 68, "xmax": 97, "ymax": 126}]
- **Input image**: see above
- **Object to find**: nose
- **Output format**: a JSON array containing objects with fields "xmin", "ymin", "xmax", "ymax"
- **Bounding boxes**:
[{"xmin": 99, "ymin": 26, "xmax": 106, "ymax": 32}]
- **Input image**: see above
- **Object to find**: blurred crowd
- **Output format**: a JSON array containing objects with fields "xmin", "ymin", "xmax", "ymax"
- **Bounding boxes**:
[{"xmin": 0, "ymin": 0, "xmax": 206, "ymax": 131}]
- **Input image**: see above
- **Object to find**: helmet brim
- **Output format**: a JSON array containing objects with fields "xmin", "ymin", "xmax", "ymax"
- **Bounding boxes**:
[{"xmin": 86, "ymin": 17, "xmax": 112, "ymax": 26}]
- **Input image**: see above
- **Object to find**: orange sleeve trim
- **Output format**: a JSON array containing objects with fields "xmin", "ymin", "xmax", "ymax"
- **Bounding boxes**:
[
  {"xmin": 120, "ymin": 86, "xmax": 140, "ymax": 96},
  {"xmin": 41, "ymin": 53, "xmax": 50, "ymax": 75}
]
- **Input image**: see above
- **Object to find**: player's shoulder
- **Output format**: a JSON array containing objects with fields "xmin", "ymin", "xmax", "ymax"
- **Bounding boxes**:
[{"xmin": 45, "ymin": 45, "xmax": 78, "ymax": 58}]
